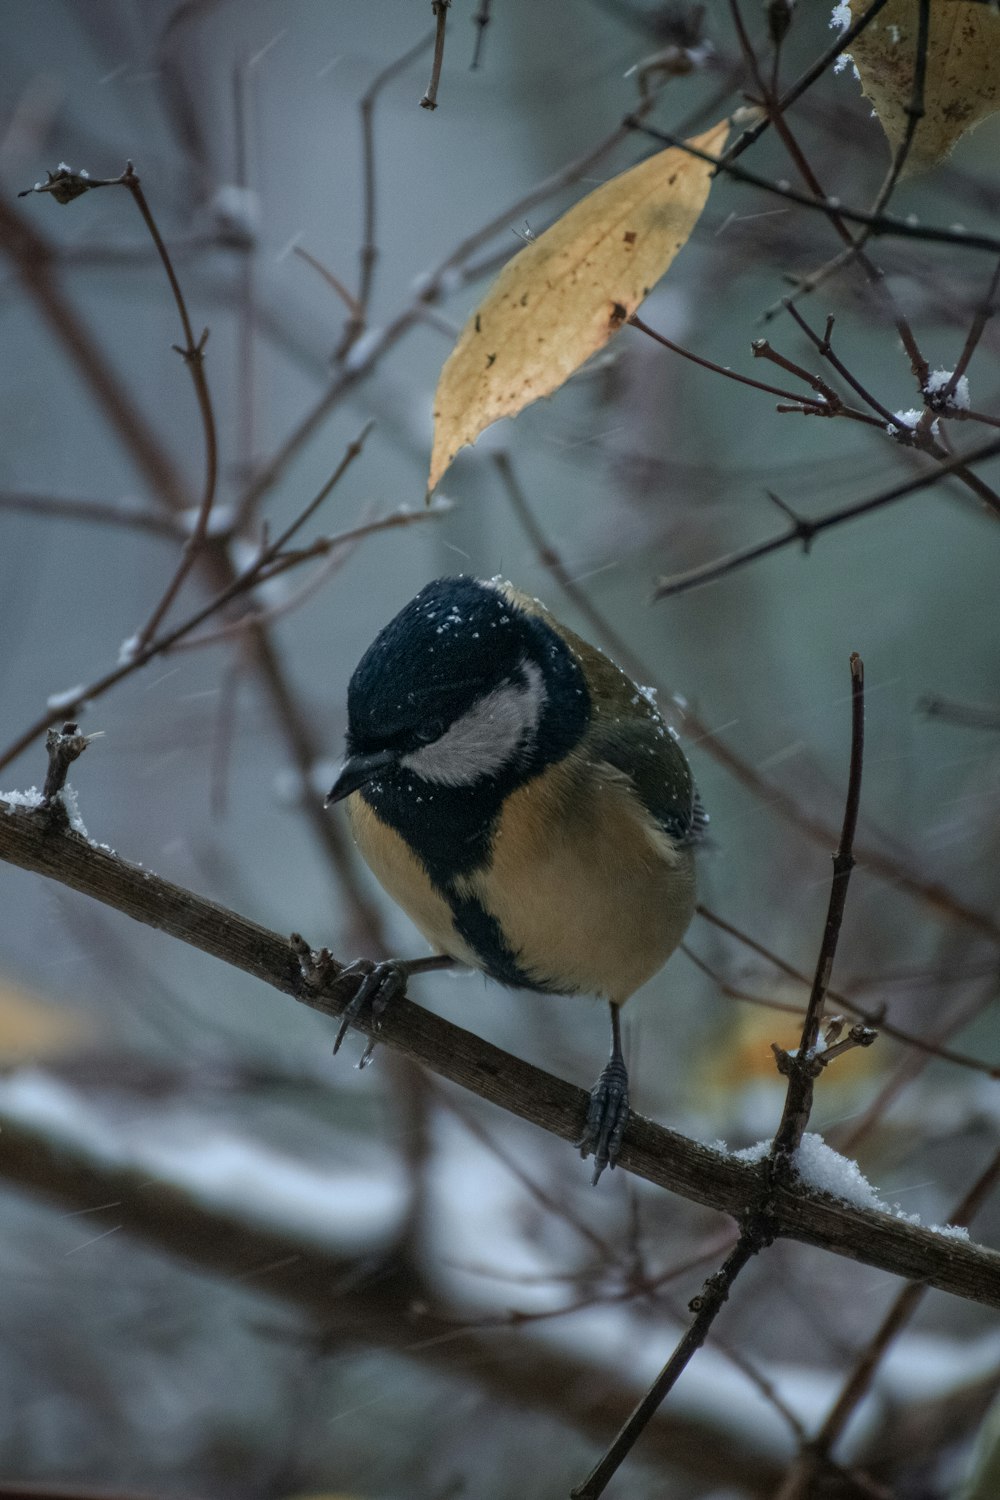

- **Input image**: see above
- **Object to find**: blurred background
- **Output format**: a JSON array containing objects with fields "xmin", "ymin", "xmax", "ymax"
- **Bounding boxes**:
[{"xmin": 0, "ymin": 2, "xmax": 998, "ymax": 1497}]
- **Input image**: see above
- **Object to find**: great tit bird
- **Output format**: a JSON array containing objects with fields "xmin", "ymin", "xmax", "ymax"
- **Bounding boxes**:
[{"xmin": 326, "ymin": 575, "xmax": 706, "ymax": 1181}]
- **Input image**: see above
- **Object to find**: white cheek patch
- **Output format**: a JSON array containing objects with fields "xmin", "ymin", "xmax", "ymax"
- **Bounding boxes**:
[{"xmin": 401, "ymin": 659, "xmax": 546, "ymax": 786}]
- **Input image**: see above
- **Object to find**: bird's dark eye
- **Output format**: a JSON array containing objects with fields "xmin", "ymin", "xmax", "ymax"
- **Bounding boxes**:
[{"xmin": 416, "ymin": 719, "xmax": 445, "ymax": 744}]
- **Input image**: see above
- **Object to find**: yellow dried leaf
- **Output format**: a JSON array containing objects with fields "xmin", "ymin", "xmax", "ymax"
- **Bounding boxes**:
[
  {"xmin": 428, "ymin": 117, "xmax": 730, "ymax": 494},
  {"xmin": 846, "ymin": 0, "xmax": 1000, "ymax": 174}
]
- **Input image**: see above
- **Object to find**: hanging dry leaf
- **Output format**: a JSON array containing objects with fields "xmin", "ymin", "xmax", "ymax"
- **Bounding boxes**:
[
  {"xmin": 428, "ymin": 118, "xmax": 730, "ymax": 494},
  {"xmin": 844, "ymin": 0, "xmax": 1000, "ymax": 174},
  {"xmin": 0, "ymin": 979, "xmax": 89, "ymax": 1060}
]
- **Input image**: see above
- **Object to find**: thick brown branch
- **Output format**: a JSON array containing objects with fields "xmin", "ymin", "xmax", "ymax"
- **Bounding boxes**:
[{"xmin": 0, "ymin": 801, "xmax": 997, "ymax": 1309}]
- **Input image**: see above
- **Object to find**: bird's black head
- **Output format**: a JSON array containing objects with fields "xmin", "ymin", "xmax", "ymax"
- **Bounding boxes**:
[{"xmin": 328, "ymin": 577, "xmax": 590, "ymax": 879}]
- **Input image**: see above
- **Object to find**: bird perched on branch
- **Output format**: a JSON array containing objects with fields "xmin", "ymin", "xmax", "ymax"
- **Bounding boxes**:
[{"xmin": 326, "ymin": 576, "xmax": 706, "ymax": 1181}]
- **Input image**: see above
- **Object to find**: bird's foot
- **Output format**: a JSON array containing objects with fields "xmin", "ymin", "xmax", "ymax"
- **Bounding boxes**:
[
  {"xmin": 578, "ymin": 1055, "xmax": 630, "ymax": 1185},
  {"xmin": 332, "ymin": 958, "xmax": 408, "ymax": 1068}
]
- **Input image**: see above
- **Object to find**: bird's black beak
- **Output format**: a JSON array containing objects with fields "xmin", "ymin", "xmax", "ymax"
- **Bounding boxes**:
[{"xmin": 325, "ymin": 749, "xmax": 396, "ymax": 806}]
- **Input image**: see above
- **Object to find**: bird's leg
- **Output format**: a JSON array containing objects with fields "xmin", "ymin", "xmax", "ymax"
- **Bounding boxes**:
[
  {"xmin": 327, "ymin": 952, "xmax": 456, "ymax": 1068},
  {"xmin": 332, "ymin": 958, "xmax": 410, "ymax": 1067},
  {"xmin": 578, "ymin": 1001, "xmax": 630, "ymax": 1185}
]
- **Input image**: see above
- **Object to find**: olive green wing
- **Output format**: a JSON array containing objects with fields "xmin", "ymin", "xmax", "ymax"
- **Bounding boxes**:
[
  {"xmin": 496, "ymin": 580, "xmax": 707, "ymax": 846},
  {"xmin": 560, "ymin": 626, "xmax": 707, "ymax": 847}
]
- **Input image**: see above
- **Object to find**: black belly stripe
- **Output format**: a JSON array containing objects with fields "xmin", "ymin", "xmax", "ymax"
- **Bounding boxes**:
[{"xmin": 446, "ymin": 890, "xmax": 560, "ymax": 993}]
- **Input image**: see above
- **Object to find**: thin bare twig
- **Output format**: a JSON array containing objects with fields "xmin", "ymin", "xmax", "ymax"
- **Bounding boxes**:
[
  {"xmin": 431, "ymin": 1232, "xmax": 740, "ymax": 1333},
  {"xmin": 19, "ymin": 160, "xmax": 223, "ymax": 648},
  {"xmin": 293, "ymin": 244, "xmax": 362, "ymax": 320},
  {"xmin": 682, "ymin": 944, "xmax": 807, "ymax": 1018},
  {"xmin": 694, "ymin": 906, "xmax": 999, "ymax": 1079},
  {"xmin": 251, "ymin": 621, "xmax": 387, "ymax": 955},
  {"xmin": 427, "ymin": 1079, "xmax": 618, "ymax": 1265},
  {"xmin": 169, "ymin": 504, "xmax": 447, "ymax": 650},
  {"xmin": 626, "ymin": 118, "xmax": 1000, "ymax": 257},
  {"xmin": 40, "ymin": 722, "xmax": 92, "ymax": 826},
  {"xmin": 786, "ymin": 306, "xmax": 906, "ymax": 427},
  {"xmin": 470, "ymin": 0, "xmax": 492, "ymax": 68},
  {"xmin": 570, "ymin": 1236, "xmax": 763, "ymax": 1498},
  {"xmin": 751, "ymin": 334, "xmax": 882, "ymax": 426},
  {"xmin": 628, "ymin": 313, "xmax": 875, "ymax": 417},
  {"xmin": 835, "ymin": 979, "xmax": 1000, "ymax": 1155},
  {"xmin": 682, "ymin": 29, "xmax": 997, "ymax": 520},
  {"xmin": 7, "ymin": 126, "xmax": 676, "ymax": 966},
  {"xmin": 763, "ymin": 0, "xmax": 929, "ymax": 319},
  {"xmin": 954, "ymin": 407, "xmax": 1000, "ymax": 430},
  {"xmin": 654, "ymin": 434, "xmax": 1000, "ymax": 598},
  {"xmin": 771, "ymin": 655, "xmax": 866, "ymax": 1160},
  {"xmin": 785, "ymin": 305, "xmax": 1000, "ymax": 515},
  {"xmin": 722, "ymin": 0, "xmax": 894, "ymax": 166},
  {"xmin": 0, "ymin": 492, "xmax": 180, "ymax": 538},
  {"xmin": 727, "ymin": 2, "xmax": 930, "ymax": 393},
  {"xmin": 336, "ymin": 29, "xmax": 436, "ymax": 363},
  {"xmin": 0, "ymin": 1108, "xmax": 779, "ymax": 1490},
  {"xmin": 119, "ymin": 157, "xmax": 219, "ymax": 649},
  {"xmin": 939, "ymin": 256, "xmax": 1000, "ymax": 406},
  {"xmin": 231, "ymin": 59, "xmax": 257, "ymax": 492},
  {"xmin": 0, "ymin": 425, "xmax": 374, "ymax": 775},
  {"xmin": 236, "ymin": 104, "xmax": 657, "ymax": 523},
  {"xmin": 420, "ymin": 1, "xmax": 451, "ymax": 110}
]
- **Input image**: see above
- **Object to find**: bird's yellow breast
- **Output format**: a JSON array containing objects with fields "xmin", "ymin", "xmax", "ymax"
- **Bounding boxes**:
[
  {"xmin": 346, "ymin": 794, "xmax": 482, "ymax": 970},
  {"xmin": 347, "ymin": 755, "xmax": 694, "ymax": 1006},
  {"xmin": 456, "ymin": 756, "xmax": 694, "ymax": 1004}
]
